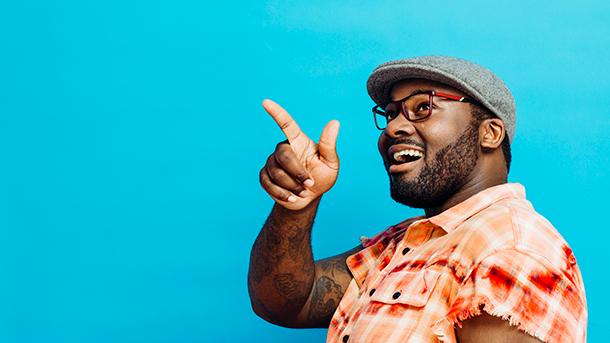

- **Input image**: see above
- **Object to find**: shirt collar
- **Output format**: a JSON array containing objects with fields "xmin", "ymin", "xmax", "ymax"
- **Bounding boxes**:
[
  {"xmin": 423, "ymin": 182, "xmax": 526, "ymax": 233},
  {"xmin": 347, "ymin": 183, "xmax": 526, "ymax": 288}
]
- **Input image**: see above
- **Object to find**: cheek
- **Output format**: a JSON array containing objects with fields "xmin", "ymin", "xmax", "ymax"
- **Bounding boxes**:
[
  {"xmin": 419, "ymin": 121, "xmax": 459, "ymax": 149},
  {"xmin": 378, "ymin": 133, "xmax": 389, "ymax": 157}
]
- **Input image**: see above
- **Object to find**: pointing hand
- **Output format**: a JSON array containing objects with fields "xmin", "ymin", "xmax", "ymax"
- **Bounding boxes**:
[{"xmin": 259, "ymin": 99, "xmax": 340, "ymax": 210}]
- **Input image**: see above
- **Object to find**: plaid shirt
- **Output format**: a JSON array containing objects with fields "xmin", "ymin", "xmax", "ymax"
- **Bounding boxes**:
[{"xmin": 327, "ymin": 183, "xmax": 587, "ymax": 343}]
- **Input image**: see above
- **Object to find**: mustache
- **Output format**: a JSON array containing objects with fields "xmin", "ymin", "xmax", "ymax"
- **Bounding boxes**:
[{"xmin": 389, "ymin": 137, "xmax": 426, "ymax": 151}]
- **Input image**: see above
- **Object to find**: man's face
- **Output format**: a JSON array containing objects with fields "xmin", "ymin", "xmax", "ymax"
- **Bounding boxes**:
[{"xmin": 377, "ymin": 79, "xmax": 481, "ymax": 209}]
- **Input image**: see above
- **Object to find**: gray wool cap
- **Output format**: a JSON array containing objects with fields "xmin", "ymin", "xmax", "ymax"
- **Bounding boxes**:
[{"xmin": 367, "ymin": 55, "xmax": 516, "ymax": 144}]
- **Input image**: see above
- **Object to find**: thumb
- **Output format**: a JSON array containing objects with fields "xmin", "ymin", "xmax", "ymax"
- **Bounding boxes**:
[{"xmin": 318, "ymin": 120, "xmax": 340, "ymax": 166}]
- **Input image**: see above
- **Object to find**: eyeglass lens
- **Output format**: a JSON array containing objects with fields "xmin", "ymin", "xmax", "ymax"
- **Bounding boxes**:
[{"xmin": 374, "ymin": 93, "xmax": 433, "ymax": 129}]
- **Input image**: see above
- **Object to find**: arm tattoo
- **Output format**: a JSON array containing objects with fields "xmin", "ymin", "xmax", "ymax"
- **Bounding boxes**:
[
  {"xmin": 285, "ymin": 208, "xmax": 315, "ymax": 262},
  {"xmin": 320, "ymin": 256, "xmax": 349, "ymax": 278},
  {"xmin": 274, "ymin": 273, "xmax": 308, "ymax": 307},
  {"xmin": 308, "ymin": 276, "xmax": 344, "ymax": 325},
  {"xmin": 288, "ymin": 227, "xmax": 308, "ymax": 262},
  {"xmin": 250, "ymin": 223, "xmax": 287, "ymax": 283},
  {"xmin": 250, "ymin": 210, "xmax": 314, "ymax": 283},
  {"xmin": 302, "ymin": 259, "xmax": 314, "ymax": 276}
]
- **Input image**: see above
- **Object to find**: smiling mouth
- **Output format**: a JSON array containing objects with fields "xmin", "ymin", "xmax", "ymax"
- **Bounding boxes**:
[{"xmin": 393, "ymin": 149, "xmax": 424, "ymax": 164}]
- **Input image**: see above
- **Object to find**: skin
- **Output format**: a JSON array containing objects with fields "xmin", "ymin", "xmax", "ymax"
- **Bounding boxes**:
[
  {"xmin": 456, "ymin": 313, "xmax": 543, "ymax": 343},
  {"xmin": 379, "ymin": 79, "xmax": 508, "ymax": 217},
  {"xmin": 248, "ymin": 99, "xmax": 360, "ymax": 327},
  {"xmin": 248, "ymin": 80, "xmax": 541, "ymax": 342}
]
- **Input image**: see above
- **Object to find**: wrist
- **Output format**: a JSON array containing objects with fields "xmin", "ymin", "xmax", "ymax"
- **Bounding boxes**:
[{"xmin": 274, "ymin": 196, "xmax": 321, "ymax": 217}]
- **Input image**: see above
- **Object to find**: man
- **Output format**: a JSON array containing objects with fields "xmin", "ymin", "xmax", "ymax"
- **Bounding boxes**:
[{"xmin": 248, "ymin": 55, "xmax": 587, "ymax": 342}]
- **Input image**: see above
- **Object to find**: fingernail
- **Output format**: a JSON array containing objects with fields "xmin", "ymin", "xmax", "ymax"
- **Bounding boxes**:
[
  {"xmin": 287, "ymin": 196, "xmax": 297, "ymax": 203},
  {"xmin": 298, "ymin": 189, "xmax": 308, "ymax": 198},
  {"xmin": 303, "ymin": 179, "xmax": 314, "ymax": 187}
]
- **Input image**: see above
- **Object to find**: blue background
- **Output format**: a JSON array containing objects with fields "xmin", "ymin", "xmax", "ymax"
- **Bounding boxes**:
[{"xmin": 1, "ymin": 0, "xmax": 608, "ymax": 342}]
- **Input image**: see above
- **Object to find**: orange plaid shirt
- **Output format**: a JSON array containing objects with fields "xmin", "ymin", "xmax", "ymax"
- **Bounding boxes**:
[{"xmin": 327, "ymin": 183, "xmax": 587, "ymax": 343}]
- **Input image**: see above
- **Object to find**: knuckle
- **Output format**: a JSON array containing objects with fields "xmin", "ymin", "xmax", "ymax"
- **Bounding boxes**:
[
  {"xmin": 278, "ymin": 120, "xmax": 291, "ymax": 131},
  {"xmin": 278, "ymin": 191, "xmax": 291, "ymax": 202},
  {"xmin": 275, "ymin": 150, "xmax": 294, "ymax": 166},
  {"xmin": 266, "ymin": 153, "xmax": 278, "ymax": 166},
  {"xmin": 275, "ymin": 152, "xmax": 292, "ymax": 165},
  {"xmin": 274, "ymin": 140, "xmax": 289, "ymax": 150},
  {"xmin": 259, "ymin": 172, "xmax": 272, "ymax": 190},
  {"xmin": 260, "ymin": 177, "xmax": 287, "ymax": 200},
  {"xmin": 269, "ymin": 186, "xmax": 290, "ymax": 201},
  {"xmin": 259, "ymin": 166, "xmax": 292, "ymax": 202},
  {"xmin": 267, "ymin": 167, "xmax": 286, "ymax": 182},
  {"xmin": 294, "ymin": 171, "xmax": 309, "ymax": 181}
]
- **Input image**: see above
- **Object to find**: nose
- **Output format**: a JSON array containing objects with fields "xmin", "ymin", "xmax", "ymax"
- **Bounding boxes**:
[{"xmin": 384, "ymin": 112, "xmax": 416, "ymax": 139}]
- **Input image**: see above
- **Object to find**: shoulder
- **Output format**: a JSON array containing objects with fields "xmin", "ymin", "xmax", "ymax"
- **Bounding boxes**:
[
  {"xmin": 458, "ymin": 194, "xmax": 585, "ymax": 290},
  {"xmin": 459, "ymin": 195, "xmax": 572, "ymax": 269},
  {"xmin": 498, "ymin": 196, "xmax": 578, "ymax": 277},
  {"xmin": 453, "ymin": 248, "xmax": 588, "ymax": 342},
  {"xmin": 446, "ymin": 197, "xmax": 587, "ymax": 341}
]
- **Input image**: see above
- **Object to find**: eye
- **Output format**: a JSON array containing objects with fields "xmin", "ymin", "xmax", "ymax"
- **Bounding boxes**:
[
  {"xmin": 415, "ymin": 101, "xmax": 430, "ymax": 113},
  {"xmin": 384, "ymin": 103, "xmax": 399, "ymax": 121},
  {"xmin": 411, "ymin": 101, "xmax": 431, "ymax": 120}
]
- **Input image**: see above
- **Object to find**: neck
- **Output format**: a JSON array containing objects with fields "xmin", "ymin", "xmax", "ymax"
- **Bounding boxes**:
[{"xmin": 424, "ymin": 174, "xmax": 507, "ymax": 218}]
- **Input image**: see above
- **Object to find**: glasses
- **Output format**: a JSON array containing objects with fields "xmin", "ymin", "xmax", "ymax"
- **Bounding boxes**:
[{"xmin": 372, "ymin": 90, "xmax": 476, "ymax": 130}]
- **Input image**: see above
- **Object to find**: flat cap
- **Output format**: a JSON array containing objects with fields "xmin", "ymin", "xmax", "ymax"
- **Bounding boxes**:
[{"xmin": 367, "ymin": 55, "xmax": 516, "ymax": 143}]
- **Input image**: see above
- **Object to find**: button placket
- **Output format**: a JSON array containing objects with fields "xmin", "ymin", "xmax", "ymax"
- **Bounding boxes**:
[
  {"xmin": 337, "ymin": 318, "xmax": 353, "ymax": 343},
  {"xmin": 365, "ymin": 240, "xmax": 398, "ymax": 295}
]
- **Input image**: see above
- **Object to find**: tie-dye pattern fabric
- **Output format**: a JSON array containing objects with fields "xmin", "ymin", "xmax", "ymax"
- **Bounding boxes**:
[{"xmin": 326, "ymin": 183, "xmax": 586, "ymax": 343}]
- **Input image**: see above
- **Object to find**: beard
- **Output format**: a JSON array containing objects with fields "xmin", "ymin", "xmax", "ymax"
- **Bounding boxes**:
[{"xmin": 389, "ymin": 122, "xmax": 480, "ymax": 209}]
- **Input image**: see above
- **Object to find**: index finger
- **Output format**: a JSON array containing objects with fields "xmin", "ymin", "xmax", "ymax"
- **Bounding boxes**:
[{"xmin": 262, "ymin": 99, "xmax": 304, "ymax": 143}]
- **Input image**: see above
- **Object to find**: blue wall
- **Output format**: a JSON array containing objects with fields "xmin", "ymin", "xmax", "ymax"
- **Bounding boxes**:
[{"xmin": 1, "ymin": 1, "xmax": 608, "ymax": 341}]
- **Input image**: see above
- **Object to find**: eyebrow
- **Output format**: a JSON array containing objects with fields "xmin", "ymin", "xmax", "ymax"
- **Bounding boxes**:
[{"xmin": 389, "ymin": 88, "xmax": 432, "ymax": 102}]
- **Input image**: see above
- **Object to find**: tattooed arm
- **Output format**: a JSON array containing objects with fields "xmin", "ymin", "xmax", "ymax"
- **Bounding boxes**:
[
  {"xmin": 248, "ymin": 100, "xmax": 361, "ymax": 327},
  {"xmin": 248, "ymin": 201, "xmax": 318, "ymax": 327},
  {"xmin": 248, "ymin": 201, "xmax": 362, "ymax": 328},
  {"xmin": 304, "ymin": 247, "xmax": 362, "ymax": 327}
]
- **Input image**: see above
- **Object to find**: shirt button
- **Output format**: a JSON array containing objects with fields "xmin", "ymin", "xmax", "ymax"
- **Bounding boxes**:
[
  {"xmin": 369, "ymin": 289, "xmax": 376, "ymax": 296},
  {"xmin": 568, "ymin": 254, "xmax": 576, "ymax": 265},
  {"xmin": 392, "ymin": 291, "xmax": 401, "ymax": 299},
  {"xmin": 402, "ymin": 247, "xmax": 411, "ymax": 255},
  {"xmin": 343, "ymin": 334, "xmax": 350, "ymax": 342}
]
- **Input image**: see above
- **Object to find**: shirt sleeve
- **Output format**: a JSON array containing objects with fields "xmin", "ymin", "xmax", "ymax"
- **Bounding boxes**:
[{"xmin": 435, "ymin": 249, "xmax": 587, "ymax": 343}]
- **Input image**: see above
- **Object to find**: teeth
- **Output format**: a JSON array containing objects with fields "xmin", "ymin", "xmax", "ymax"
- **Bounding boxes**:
[{"xmin": 393, "ymin": 149, "xmax": 424, "ymax": 162}]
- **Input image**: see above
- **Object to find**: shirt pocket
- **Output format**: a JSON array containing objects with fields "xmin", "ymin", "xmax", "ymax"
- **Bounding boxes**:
[{"xmin": 370, "ymin": 269, "xmax": 441, "ymax": 307}]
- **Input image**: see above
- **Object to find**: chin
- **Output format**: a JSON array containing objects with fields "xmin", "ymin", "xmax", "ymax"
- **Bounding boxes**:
[
  {"xmin": 387, "ymin": 122, "xmax": 481, "ymax": 210},
  {"xmin": 390, "ymin": 179, "xmax": 445, "ymax": 209}
]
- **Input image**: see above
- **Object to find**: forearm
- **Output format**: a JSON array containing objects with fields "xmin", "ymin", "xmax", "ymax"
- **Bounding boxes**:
[{"xmin": 248, "ymin": 199, "xmax": 320, "ymax": 326}]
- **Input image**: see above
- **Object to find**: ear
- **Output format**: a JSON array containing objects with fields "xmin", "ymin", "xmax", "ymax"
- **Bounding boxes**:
[{"xmin": 479, "ymin": 118, "xmax": 505, "ymax": 149}]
